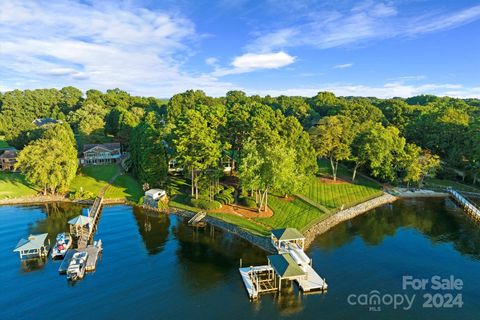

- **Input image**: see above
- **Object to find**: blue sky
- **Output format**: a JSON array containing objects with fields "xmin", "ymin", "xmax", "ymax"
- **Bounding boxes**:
[{"xmin": 1, "ymin": 0, "xmax": 480, "ymax": 98}]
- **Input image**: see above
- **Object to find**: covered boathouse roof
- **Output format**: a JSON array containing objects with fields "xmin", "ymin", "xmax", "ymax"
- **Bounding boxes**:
[
  {"xmin": 13, "ymin": 233, "xmax": 48, "ymax": 252},
  {"xmin": 271, "ymin": 228, "xmax": 305, "ymax": 241},
  {"xmin": 68, "ymin": 215, "xmax": 92, "ymax": 226},
  {"xmin": 268, "ymin": 253, "xmax": 305, "ymax": 278}
]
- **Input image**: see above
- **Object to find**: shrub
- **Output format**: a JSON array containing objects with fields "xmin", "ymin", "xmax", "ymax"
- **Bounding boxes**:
[
  {"xmin": 191, "ymin": 198, "xmax": 221, "ymax": 210},
  {"xmin": 223, "ymin": 186, "xmax": 235, "ymax": 195},
  {"xmin": 215, "ymin": 193, "xmax": 234, "ymax": 205},
  {"xmin": 240, "ymin": 196, "xmax": 257, "ymax": 208},
  {"xmin": 69, "ymin": 190, "xmax": 95, "ymax": 200}
]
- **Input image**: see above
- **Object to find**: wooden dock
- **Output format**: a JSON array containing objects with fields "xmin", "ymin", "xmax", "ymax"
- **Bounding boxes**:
[
  {"xmin": 297, "ymin": 264, "xmax": 328, "ymax": 292},
  {"xmin": 77, "ymin": 196, "xmax": 103, "ymax": 249},
  {"xmin": 58, "ymin": 241, "xmax": 102, "ymax": 274},
  {"xmin": 449, "ymin": 189, "xmax": 480, "ymax": 220}
]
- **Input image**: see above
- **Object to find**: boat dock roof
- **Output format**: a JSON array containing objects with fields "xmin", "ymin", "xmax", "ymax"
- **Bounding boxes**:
[{"xmin": 13, "ymin": 233, "xmax": 48, "ymax": 252}]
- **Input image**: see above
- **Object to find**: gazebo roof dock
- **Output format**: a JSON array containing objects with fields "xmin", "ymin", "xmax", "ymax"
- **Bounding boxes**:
[
  {"xmin": 239, "ymin": 228, "xmax": 327, "ymax": 300},
  {"xmin": 271, "ymin": 228, "xmax": 305, "ymax": 252},
  {"xmin": 13, "ymin": 233, "xmax": 50, "ymax": 259}
]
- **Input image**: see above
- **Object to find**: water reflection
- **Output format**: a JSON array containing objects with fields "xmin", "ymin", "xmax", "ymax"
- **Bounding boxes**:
[
  {"xmin": 132, "ymin": 207, "xmax": 170, "ymax": 255},
  {"xmin": 28, "ymin": 202, "xmax": 83, "ymax": 245},
  {"xmin": 20, "ymin": 256, "xmax": 47, "ymax": 273},
  {"xmin": 173, "ymin": 217, "xmax": 265, "ymax": 291},
  {"xmin": 314, "ymin": 198, "xmax": 480, "ymax": 259}
]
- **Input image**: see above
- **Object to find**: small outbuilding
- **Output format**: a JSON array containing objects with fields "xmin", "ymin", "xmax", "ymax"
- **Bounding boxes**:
[
  {"xmin": 68, "ymin": 215, "xmax": 93, "ymax": 237},
  {"xmin": 271, "ymin": 228, "xmax": 305, "ymax": 252},
  {"xmin": 145, "ymin": 189, "xmax": 166, "ymax": 201},
  {"xmin": 13, "ymin": 233, "xmax": 50, "ymax": 259}
]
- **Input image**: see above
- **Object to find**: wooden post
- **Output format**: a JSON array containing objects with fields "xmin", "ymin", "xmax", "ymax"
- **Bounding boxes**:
[{"xmin": 240, "ymin": 258, "xmax": 242, "ymax": 268}]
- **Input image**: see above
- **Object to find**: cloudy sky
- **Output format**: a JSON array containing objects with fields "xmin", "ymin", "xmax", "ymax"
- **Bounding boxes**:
[{"xmin": 1, "ymin": 0, "xmax": 480, "ymax": 98}]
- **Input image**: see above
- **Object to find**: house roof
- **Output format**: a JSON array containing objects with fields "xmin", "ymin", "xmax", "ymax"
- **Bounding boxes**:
[
  {"xmin": 13, "ymin": 233, "xmax": 48, "ymax": 252},
  {"xmin": 145, "ymin": 189, "xmax": 166, "ymax": 196},
  {"xmin": 32, "ymin": 118, "xmax": 59, "ymax": 127},
  {"xmin": 268, "ymin": 253, "xmax": 305, "ymax": 278},
  {"xmin": 83, "ymin": 143, "xmax": 121, "ymax": 152},
  {"xmin": 68, "ymin": 215, "xmax": 92, "ymax": 226},
  {"xmin": 0, "ymin": 149, "xmax": 18, "ymax": 159},
  {"xmin": 271, "ymin": 228, "xmax": 305, "ymax": 241}
]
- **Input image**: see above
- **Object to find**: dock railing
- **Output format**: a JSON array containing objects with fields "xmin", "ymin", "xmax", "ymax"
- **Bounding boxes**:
[{"xmin": 448, "ymin": 188, "xmax": 480, "ymax": 220}]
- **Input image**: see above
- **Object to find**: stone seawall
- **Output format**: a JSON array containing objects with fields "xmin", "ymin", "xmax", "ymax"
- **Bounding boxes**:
[
  {"xmin": 173, "ymin": 209, "xmax": 276, "ymax": 253},
  {"xmin": 303, "ymin": 193, "xmax": 398, "ymax": 249}
]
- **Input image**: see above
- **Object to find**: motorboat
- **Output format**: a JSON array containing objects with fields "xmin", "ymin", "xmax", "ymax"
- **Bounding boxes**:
[
  {"xmin": 51, "ymin": 233, "xmax": 72, "ymax": 259},
  {"xmin": 66, "ymin": 251, "xmax": 88, "ymax": 281}
]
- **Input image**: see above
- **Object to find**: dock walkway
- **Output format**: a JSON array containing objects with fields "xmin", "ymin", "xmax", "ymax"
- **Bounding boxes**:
[{"xmin": 449, "ymin": 189, "xmax": 480, "ymax": 220}]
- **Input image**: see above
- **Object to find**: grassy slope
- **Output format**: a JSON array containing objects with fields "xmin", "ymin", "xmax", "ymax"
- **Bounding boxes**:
[
  {"xmin": 70, "ymin": 164, "xmax": 143, "ymax": 202},
  {"xmin": 424, "ymin": 178, "xmax": 480, "ymax": 193},
  {"xmin": 70, "ymin": 165, "xmax": 118, "ymax": 195},
  {"xmin": 252, "ymin": 161, "xmax": 383, "ymax": 232},
  {"xmin": 105, "ymin": 173, "xmax": 144, "ymax": 203},
  {"xmin": 0, "ymin": 172, "xmax": 38, "ymax": 200}
]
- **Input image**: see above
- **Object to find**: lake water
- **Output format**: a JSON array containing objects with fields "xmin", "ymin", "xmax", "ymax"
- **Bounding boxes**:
[{"xmin": 1, "ymin": 198, "xmax": 479, "ymax": 319}]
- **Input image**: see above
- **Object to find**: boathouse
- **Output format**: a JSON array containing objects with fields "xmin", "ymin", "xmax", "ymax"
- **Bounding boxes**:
[
  {"xmin": 13, "ymin": 233, "xmax": 49, "ymax": 259},
  {"xmin": 268, "ymin": 253, "xmax": 305, "ymax": 290}
]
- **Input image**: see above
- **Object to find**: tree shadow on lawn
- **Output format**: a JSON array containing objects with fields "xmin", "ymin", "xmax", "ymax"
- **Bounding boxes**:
[{"xmin": 0, "ymin": 172, "xmax": 39, "ymax": 196}]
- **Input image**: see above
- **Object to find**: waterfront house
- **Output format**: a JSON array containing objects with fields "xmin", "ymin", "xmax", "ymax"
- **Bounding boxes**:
[
  {"xmin": 0, "ymin": 149, "xmax": 18, "ymax": 171},
  {"xmin": 13, "ymin": 233, "xmax": 50, "ymax": 259},
  {"xmin": 80, "ymin": 143, "xmax": 121, "ymax": 165},
  {"xmin": 32, "ymin": 118, "xmax": 60, "ymax": 127}
]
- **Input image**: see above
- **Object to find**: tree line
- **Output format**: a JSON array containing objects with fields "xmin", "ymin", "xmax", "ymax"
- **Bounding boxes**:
[{"xmin": 1, "ymin": 88, "xmax": 479, "ymax": 204}]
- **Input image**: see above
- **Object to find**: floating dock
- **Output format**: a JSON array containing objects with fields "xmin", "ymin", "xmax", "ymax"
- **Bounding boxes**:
[
  {"xmin": 58, "ymin": 241, "xmax": 102, "ymax": 274},
  {"xmin": 240, "ymin": 265, "xmax": 277, "ymax": 299}
]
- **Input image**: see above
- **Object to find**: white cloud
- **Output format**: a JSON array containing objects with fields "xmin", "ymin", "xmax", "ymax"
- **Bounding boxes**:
[
  {"xmin": 0, "ymin": 0, "xmax": 234, "ymax": 97},
  {"xmin": 213, "ymin": 51, "xmax": 295, "ymax": 76},
  {"xmin": 247, "ymin": 3, "xmax": 480, "ymax": 52},
  {"xmin": 333, "ymin": 63, "xmax": 353, "ymax": 69},
  {"xmin": 205, "ymin": 57, "xmax": 219, "ymax": 66},
  {"xmin": 245, "ymin": 82, "xmax": 480, "ymax": 99}
]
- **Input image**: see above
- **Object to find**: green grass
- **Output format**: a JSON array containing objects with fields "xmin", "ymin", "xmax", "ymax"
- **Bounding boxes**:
[
  {"xmin": 303, "ymin": 176, "xmax": 383, "ymax": 209},
  {"xmin": 424, "ymin": 178, "xmax": 480, "ymax": 193},
  {"xmin": 69, "ymin": 164, "xmax": 119, "ymax": 196},
  {"xmin": 208, "ymin": 212, "xmax": 270, "ymax": 236},
  {"xmin": 255, "ymin": 195, "xmax": 327, "ymax": 232},
  {"xmin": 105, "ymin": 173, "xmax": 144, "ymax": 202},
  {"xmin": 0, "ymin": 140, "xmax": 10, "ymax": 149},
  {"xmin": 0, "ymin": 172, "xmax": 38, "ymax": 200},
  {"xmin": 169, "ymin": 193, "xmax": 202, "ymax": 213}
]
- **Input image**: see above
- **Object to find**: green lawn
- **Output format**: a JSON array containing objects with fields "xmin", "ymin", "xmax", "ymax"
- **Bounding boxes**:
[
  {"xmin": 424, "ymin": 178, "xmax": 480, "ymax": 193},
  {"xmin": 0, "ymin": 172, "xmax": 38, "ymax": 200},
  {"xmin": 303, "ymin": 176, "xmax": 383, "ymax": 209},
  {"xmin": 105, "ymin": 173, "xmax": 144, "ymax": 203},
  {"xmin": 0, "ymin": 140, "xmax": 10, "ymax": 149},
  {"xmin": 208, "ymin": 212, "xmax": 270, "ymax": 236},
  {"xmin": 69, "ymin": 164, "xmax": 119, "ymax": 196},
  {"xmin": 255, "ymin": 195, "xmax": 327, "ymax": 232}
]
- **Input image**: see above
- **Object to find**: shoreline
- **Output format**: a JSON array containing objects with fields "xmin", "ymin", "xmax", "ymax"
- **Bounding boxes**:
[
  {"xmin": 0, "ymin": 190, "xmax": 451, "ymax": 253},
  {"xmin": 303, "ymin": 193, "xmax": 398, "ymax": 249}
]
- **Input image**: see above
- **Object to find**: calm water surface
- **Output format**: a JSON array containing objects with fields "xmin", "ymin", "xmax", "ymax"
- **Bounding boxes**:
[{"xmin": 1, "ymin": 198, "xmax": 479, "ymax": 319}]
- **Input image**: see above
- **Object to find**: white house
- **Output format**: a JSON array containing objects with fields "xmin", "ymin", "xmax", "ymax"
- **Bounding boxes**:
[{"xmin": 145, "ymin": 189, "xmax": 166, "ymax": 201}]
